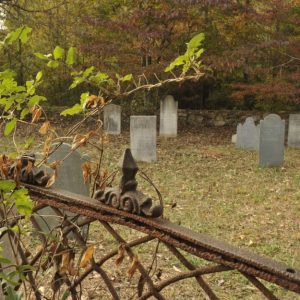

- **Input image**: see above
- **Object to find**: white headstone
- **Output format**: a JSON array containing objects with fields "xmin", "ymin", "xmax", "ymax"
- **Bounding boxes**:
[
  {"xmin": 34, "ymin": 143, "xmax": 90, "ymax": 236},
  {"xmin": 259, "ymin": 114, "xmax": 285, "ymax": 167},
  {"xmin": 231, "ymin": 134, "xmax": 237, "ymax": 144},
  {"xmin": 288, "ymin": 114, "xmax": 300, "ymax": 148},
  {"xmin": 236, "ymin": 117, "xmax": 260, "ymax": 150},
  {"xmin": 104, "ymin": 104, "xmax": 121, "ymax": 135},
  {"xmin": 130, "ymin": 116, "xmax": 157, "ymax": 162},
  {"xmin": 160, "ymin": 95, "xmax": 178, "ymax": 137}
]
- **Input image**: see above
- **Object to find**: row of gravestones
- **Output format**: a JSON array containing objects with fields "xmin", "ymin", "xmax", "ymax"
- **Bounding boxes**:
[
  {"xmin": 234, "ymin": 114, "xmax": 300, "ymax": 167},
  {"xmin": 104, "ymin": 95, "xmax": 178, "ymax": 162}
]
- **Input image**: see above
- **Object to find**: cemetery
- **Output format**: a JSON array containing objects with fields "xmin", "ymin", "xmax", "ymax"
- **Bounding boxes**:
[{"xmin": 0, "ymin": 1, "xmax": 300, "ymax": 300}]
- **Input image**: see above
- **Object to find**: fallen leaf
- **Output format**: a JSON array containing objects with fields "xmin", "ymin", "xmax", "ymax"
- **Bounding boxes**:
[{"xmin": 80, "ymin": 245, "xmax": 95, "ymax": 268}]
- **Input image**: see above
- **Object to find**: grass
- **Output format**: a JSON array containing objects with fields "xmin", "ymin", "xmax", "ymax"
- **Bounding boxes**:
[{"xmin": 1, "ymin": 126, "xmax": 300, "ymax": 299}]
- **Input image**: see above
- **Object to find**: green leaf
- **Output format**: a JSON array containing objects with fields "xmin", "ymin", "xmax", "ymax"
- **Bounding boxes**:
[
  {"xmin": 53, "ymin": 46, "xmax": 65, "ymax": 60},
  {"xmin": 24, "ymin": 137, "xmax": 35, "ymax": 149},
  {"xmin": 13, "ymin": 188, "xmax": 33, "ymax": 217},
  {"xmin": 0, "ymin": 180, "xmax": 16, "ymax": 192},
  {"xmin": 80, "ymin": 92, "xmax": 90, "ymax": 105},
  {"xmin": 4, "ymin": 286, "xmax": 22, "ymax": 299},
  {"xmin": 47, "ymin": 60, "xmax": 59, "ymax": 68},
  {"xmin": 34, "ymin": 52, "xmax": 50, "ymax": 60},
  {"xmin": 27, "ymin": 95, "xmax": 46, "ymax": 108},
  {"xmin": 60, "ymin": 291, "xmax": 70, "ymax": 300},
  {"xmin": 195, "ymin": 48, "xmax": 204, "ymax": 59},
  {"xmin": 66, "ymin": 47, "xmax": 76, "ymax": 65},
  {"xmin": 0, "ymin": 256, "xmax": 11, "ymax": 264},
  {"xmin": 60, "ymin": 104, "xmax": 82, "ymax": 116},
  {"xmin": 120, "ymin": 74, "xmax": 133, "ymax": 82},
  {"xmin": 187, "ymin": 33, "xmax": 205, "ymax": 52},
  {"xmin": 69, "ymin": 77, "xmax": 84, "ymax": 89},
  {"xmin": 19, "ymin": 26, "xmax": 32, "ymax": 44},
  {"xmin": 0, "ymin": 69, "xmax": 16, "ymax": 80},
  {"xmin": 90, "ymin": 72, "xmax": 109, "ymax": 85},
  {"xmin": 20, "ymin": 108, "xmax": 29, "ymax": 120},
  {"xmin": 165, "ymin": 55, "xmax": 186, "ymax": 72},
  {"xmin": 4, "ymin": 26, "xmax": 32, "ymax": 45},
  {"xmin": 4, "ymin": 118, "xmax": 17, "ymax": 136},
  {"xmin": 35, "ymin": 71, "xmax": 43, "ymax": 82},
  {"xmin": 83, "ymin": 66, "xmax": 94, "ymax": 78},
  {"xmin": 26, "ymin": 80, "xmax": 35, "ymax": 95}
]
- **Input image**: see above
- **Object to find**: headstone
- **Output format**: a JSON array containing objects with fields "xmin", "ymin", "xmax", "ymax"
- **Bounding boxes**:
[
  {"xmin": 159, "ymin": 95, "xmax": 178, "ymax": 137},
  {"xmin": 104, "ymin": 104, "xmax": 121, "ymax": 135},
  {"xmin": 259, "ymin": 114, "xmax": 285, "ymax": 167},
  {"xmin": 231, "ymin": 134, "xmax": 237, "ymax": 144},
  {"xmin": 236, "ymin": 117, "xmax": 260, "ymax": 150},
  {"xmin": 130, "ymin": 116, "xmax": 157, "ymax": 162},
  {"xmin": 34, "ymin": 143, "xmax": 90, "ymax": 237},
  {"xmin": 287, "ymin": 114, "xmax": 300, "ymax": 148}
]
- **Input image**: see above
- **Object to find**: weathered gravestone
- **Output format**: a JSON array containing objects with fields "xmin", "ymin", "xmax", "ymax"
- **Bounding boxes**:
[
  {"xmin": 236, "ymin": 117, "xmax": 260, "ymax": 150},
  {"xmin": 34, "ymin": 143, "xmax": 90, "ymax": 237},
  {"xmin": 259, "ymin": 114, "xmax": 285, "ymax": 167},
  {"xmin": 287, "ymin": 114, "xmax": 300, "ymax": 148},
  {"xmin": 160, "ymin": 95, "xmax": 178, "ymax": 137},
  {"xmin": 130, "ymin": 116, "xmax": 157, "ymax": 162},
  {"xmin": 104, "ymin": 104, "xmax": 121, "ymax": 135}
]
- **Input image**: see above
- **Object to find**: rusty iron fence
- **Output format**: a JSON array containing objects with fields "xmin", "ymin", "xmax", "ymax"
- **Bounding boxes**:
[{"xmin": 0, "ymin": 150, "xmax": 300, "ymax": 299}]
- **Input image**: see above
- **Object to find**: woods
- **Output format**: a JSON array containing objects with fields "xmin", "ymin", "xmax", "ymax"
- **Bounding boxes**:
[{"xmin": 1, "ymin": 0, "xmax": 299, "ymax": 110}]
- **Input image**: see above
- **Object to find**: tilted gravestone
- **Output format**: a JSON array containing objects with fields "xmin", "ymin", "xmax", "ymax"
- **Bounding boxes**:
[
  {"xmin": 159, "ymin": 95, "xmax": 178, "ymax": 137},
  {"xmin": 259, "ymin": 114, "xmax": 285, "ymax": 167},
  {"xmin": 236, "ymin": 117, "xmax": 260, "ymax": 151},
  {"xmin": 287, "ymin": 114, "xmax": 300, "ymax": 148},
  {"xmin": 130, "ymin": 116, "xmax": 157, "ymax": 162},
  {"xmin": 34, "ymin": 143, "xmax": 90, "ymax": 237},
  {"xmin": 104, "ymin": 104, "xmax": 121, "ymax": 135}
]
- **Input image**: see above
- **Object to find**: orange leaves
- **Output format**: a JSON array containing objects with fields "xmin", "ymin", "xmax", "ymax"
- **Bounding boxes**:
[
  {"xmin": 25, "ymin": 160, "xmax": 33, "ymax": 175},
  {"xmin": 39, "ymin": 121, "xmax": 50, "ymax": 135},
  {"xmin": 43, "ymin": 134, "xmax": 53, "ymax": 157},
  {"xmin": 115, "ymin": 244, "xmax": 125, "ymax": 266},
  {"xmin": 84, "ymin": 94, "xmax": 106, "ymax": 109},
  {"xmin": 82, "ymin": 162, "xmax": 91, "ymax": 184},
  {"xmin": 115, "ymin": 244, "xmax": 139, "ymax": 279},
  {"xmin": 72, "ymin": 131, "xmax": 97, "ymax": 150},
  {"xmin": 128, "ymin": 255, "xmax": 139, "ymax": 279},
  {"xmin": 31, "ymin": 105, "xmax": 42, "ymax": 123},
  {"xmin": 79, "ymin": 245, "xmax": 95, "ymax": 268},
  {"xmin": 0, "ymin": 155, "xmax": 12, "ymax": 178}
]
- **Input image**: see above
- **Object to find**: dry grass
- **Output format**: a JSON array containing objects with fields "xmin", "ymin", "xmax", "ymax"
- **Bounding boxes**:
[{"xmin": 1, "ymin": 127, "xmax": 300, "ymax": 299}]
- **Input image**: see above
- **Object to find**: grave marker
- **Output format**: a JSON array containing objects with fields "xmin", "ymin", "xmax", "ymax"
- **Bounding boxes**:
[
  {"xmin": 288, "ymin": 114, "xmax": 300, "ymax": 148},
  {"xmin": 259, "ymin": 114, "xmax": 285, "ymax": 167},
  {"xmin": 236, "ymin": 117, "xmax": 260, "ymax": 150},
  {"xmin": 104, "ymin": 104, "xmax": 121, "ymax": 135},
  {"xmin": 160, "ymin": 95, "xmax": 178, "ymax": 137},
  {"xmin": 35, "ymin": 143, "xmax": 90, "ymax": 236},
  {"xmin": 130, "ymin": 116, "xmax": 157, "ymax": 162}
]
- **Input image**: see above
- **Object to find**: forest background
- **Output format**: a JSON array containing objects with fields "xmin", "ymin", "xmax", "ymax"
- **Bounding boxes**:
[{"xmin": 0, "ymin": 0, "xmax": 300, "ymax": 112}]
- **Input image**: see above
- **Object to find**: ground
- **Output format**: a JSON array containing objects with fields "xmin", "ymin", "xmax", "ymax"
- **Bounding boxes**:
[{"xmin": 1, "ymin": 126, "xmax": 300, "ymax": 299}]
